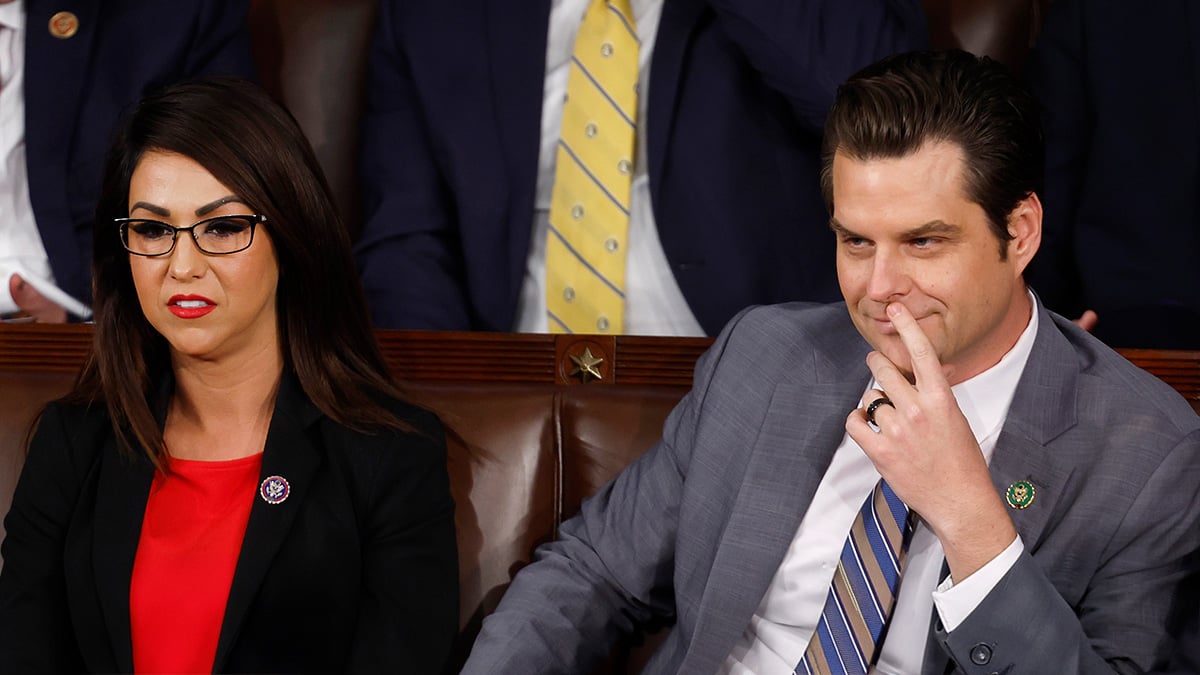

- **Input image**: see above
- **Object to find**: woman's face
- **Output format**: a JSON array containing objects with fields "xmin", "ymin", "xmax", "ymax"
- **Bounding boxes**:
[{"xmin": 127, "ymin": 150, "xmax": 280, "ymax": 365}]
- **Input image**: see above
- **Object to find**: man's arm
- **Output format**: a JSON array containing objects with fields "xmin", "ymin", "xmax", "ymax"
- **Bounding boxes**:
[
  {"xmin": 936, "ymin": 430, "xmax": 1200, "ymax": 673},
  {"xmin": 704, "ymin": 0, "xmax": 929, "ymax": 132},
  {"xmin": 460, "ymin": 308, "xmax": 751, "ymax": 674},
  {"xmin": 860, "ymin": 303, "xmax": 1200, "ymax": 672},
  {"xmin": 353, "ymin": 0, "xmax": 473, "ymax": 330}
]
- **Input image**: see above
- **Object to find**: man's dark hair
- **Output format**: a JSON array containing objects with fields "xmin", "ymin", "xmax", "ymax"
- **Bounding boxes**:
[
  {"xmin": 820, "ymin": 49, "xmax": 1043, "ymax": 258},
  {"xmin": 76, "ymin": 77, "xmax": 409, "ymax": 465}
]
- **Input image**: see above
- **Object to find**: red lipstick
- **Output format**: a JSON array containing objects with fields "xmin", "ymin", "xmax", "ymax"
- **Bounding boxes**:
[{"xmin": 167, "ymin": 294, "xmax": 216, "ymax": 319}]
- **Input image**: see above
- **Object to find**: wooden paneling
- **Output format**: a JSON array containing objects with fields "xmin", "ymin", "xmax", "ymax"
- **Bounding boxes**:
[{"xmin": 1, "ymin": 324, "xmax": 1196, "ymax": 411}]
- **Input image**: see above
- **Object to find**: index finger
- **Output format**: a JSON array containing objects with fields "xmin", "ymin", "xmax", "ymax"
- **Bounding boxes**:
[{"xmin": 886, "ymin": 302, "xmax": 948, "ymax": 391}]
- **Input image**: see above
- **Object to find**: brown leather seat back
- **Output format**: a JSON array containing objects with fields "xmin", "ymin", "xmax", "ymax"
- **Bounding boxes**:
[
  {"xmin": 247, "ymin": 0, "xmax": 378, "ymax": 235},
  {"xmin": 558, "ymin": 386, "xmax": 689, "ymax": 521},
  {"xmin": 922, "ymin": 0, "xmax": 1051, "ymax": 72},
  {"xmin": 405, "ymin": 384, "xmax": 560, "ymax": 629},
  {"xmin": 0, "ymin": 370, "xmax": 76, "ymax": 566}
]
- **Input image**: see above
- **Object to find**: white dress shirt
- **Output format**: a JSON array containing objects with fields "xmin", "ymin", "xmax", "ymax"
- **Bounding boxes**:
[
  {"xmin": 0, "ymin": 0, "xmax": 55, "ymax": 310},
  {"xmin": 722, "ymin": 296, "xmax": 1040, "ymax": 674},
  {"xmin": 513, "ymin": 0, "xmax": 705, "ymax": 336}
]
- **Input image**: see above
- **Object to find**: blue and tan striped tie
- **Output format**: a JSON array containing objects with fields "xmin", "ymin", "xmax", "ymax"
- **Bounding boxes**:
[
  {"xmin": 796, "ymin": 479, "xmax": 913, "ymax": 675},
  {"xmin": 546, "ymin": 0, "xmax": 638, "ymax": 334}
]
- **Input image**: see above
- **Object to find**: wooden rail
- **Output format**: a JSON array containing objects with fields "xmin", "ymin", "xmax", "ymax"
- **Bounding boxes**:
[{"xmin": 1, "ymin": 324, "xmax": 1197, "ymax": 412}]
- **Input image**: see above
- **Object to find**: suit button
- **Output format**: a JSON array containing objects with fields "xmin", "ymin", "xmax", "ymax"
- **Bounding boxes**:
[{"xmin": 970, "ymin": 643, "xmax": 992, "ymax": 665}]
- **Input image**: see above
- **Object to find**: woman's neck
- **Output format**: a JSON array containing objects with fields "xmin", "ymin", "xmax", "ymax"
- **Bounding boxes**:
[{"xmin": 164, "ymin": 343, "xmax": 285, "ymax": 461}]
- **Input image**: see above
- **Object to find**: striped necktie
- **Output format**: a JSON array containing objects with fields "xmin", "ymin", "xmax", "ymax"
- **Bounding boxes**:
[
  {"xmin": 796, "ymin": 479, "xmax": 913, "ymax": 675},
  {"xmin": 546, "ymin": 0, "xmax": 638, "ymax": 334}
]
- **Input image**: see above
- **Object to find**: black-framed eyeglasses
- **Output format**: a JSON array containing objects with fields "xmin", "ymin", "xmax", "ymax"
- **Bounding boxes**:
[{"xmin": 116, "ymin": 214, "xmax": 266, "ymax": 257}]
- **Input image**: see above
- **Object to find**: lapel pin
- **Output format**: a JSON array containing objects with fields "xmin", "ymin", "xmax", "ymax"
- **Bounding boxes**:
[
  {"xmin": 1005, "ymin": 480, "xmax": 1036, "ymax": 510},
  {"xmin": 259, "ymin": 475, "xmax": 290, "ymax": 505},
  {"xmin": 49, "ymin": 11, "xmax": 79, "ymax": 39}
]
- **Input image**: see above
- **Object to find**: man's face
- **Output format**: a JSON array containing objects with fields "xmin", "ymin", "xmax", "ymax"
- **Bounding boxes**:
[{"xmin": 832, "ymin": 141, "xmax": 1040, "ymax": 384}]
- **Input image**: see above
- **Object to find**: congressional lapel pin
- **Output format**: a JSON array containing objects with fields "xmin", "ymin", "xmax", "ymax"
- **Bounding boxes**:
[
  {"xmin": 259, "ymin": 475, "xmax": 290, "ymax": 505},
  {"xmin": 49, "ymin": 11, "xmax": 79, "ymax": 39},
  {"xmin": 1005, "ymin": 480, "xmax": 1036, "ymax": 510}
]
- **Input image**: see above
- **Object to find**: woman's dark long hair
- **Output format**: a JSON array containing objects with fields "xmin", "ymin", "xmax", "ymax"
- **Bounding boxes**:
[{"xmin": 72, "ymin": 77, "xmax": 407, "ymax": 464}]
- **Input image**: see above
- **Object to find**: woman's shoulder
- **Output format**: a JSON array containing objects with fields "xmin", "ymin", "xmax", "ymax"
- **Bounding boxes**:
[
  {"xmin": 315, "ymin": 397, "xmax": 451, "ymax": 515},
  {"xmin": 319, "ymin": 396, "xmax": 446, "ymax": 465},
  {"xmin": 21, "ymin": 399, "xmax": 115, "ymax": 489},
  {"xmin": 36, "ymin": 399, "xmax": 113, "ymax": 450}
]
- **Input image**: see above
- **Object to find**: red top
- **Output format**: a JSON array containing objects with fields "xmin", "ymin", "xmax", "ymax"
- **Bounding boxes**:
[{"xmin": 130, "ymin": 452, "xmax": 263, "ymax": 674}]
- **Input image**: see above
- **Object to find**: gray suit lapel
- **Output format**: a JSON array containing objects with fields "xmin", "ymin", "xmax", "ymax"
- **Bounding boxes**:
[
  {"xmin": 681, "ymin": 334, "xmax": 870, "ymax": 672},
  {"xmin": 987, "ymin": 310, "xmax": 1080, "ymax": 551}
]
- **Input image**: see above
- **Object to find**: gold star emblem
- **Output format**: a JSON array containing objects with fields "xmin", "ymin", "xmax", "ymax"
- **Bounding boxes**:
[{"xmin": 569, "ymin": 347, "xmax": 605, "ymax": 383}]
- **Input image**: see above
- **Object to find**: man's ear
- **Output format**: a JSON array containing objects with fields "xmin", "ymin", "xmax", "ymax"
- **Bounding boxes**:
[{"xmin": 1006, "ymin": 192, "xmax": 1042, "ymax": 274}]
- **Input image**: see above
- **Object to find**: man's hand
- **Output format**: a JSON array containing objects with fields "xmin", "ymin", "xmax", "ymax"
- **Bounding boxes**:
[
  {"xmin": 1074, "ymin": 309, "xmax": 1098, "ymax": 332},
  {"xmin": 848, "ymin": 302, "xmax": 1016, "ymax": 582},
  {"xmin": 8, "ymin": 274, "xmax": 68, "ymax": 323}
]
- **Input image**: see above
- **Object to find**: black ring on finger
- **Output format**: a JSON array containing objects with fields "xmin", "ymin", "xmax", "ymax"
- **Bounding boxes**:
[{"xmin": 866, "ymin": 396, "xmax": 895, "ymax": 427}]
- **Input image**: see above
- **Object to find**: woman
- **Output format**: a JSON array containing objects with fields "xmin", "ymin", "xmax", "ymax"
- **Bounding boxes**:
[{"xmin": 0, "ymin": 78, "xmax": 459, "ymax": 673}]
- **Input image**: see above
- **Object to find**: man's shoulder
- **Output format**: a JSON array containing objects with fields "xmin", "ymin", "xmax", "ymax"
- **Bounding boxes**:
[
  {"xmin": 721, "ymin": 302, "xmax": 863, "ymax": 355},
  {"xmin": 1041, "ymin": 312, "xmax": 1200, "ymax": 436},
  {"xmin": 694, "ymin": 302, "xmax": 868, "ymax": 390}
]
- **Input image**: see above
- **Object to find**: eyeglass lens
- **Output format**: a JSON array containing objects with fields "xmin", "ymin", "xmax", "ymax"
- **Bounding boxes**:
[{"xmin": 122, "ymin": 216, "xmax": 256, "ymax": 256}]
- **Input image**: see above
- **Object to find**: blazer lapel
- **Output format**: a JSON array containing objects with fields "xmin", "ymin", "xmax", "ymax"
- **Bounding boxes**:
[
  {"xmin": 484, "ymin": 0, "xmax": 551, "ymax": 296},
  {"xmin": 681, "ymin": 343, "xmax": 870, "ymax": 672},
  {"xmin": 987, "ymin": 310, "xmax": 1081, "ymax": 551},
  {"xmin": 212, "ymin": 377, "xmax": 323, "ymax": 670},
  {"xmin": 89, "ymin": 437, "xmax": 154, "ymax": 673},
  {"xmin": 645, "ymin": 0, "xmax": 705, "ymax": 211}
]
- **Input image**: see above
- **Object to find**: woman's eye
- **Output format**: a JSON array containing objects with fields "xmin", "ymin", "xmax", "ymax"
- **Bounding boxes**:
[
  {"xmin": 202, "ymin": 219, "xmax": 250, "ymax": 238},
  {"xmin": 132, "ymin": 224, "xmax": 172, "ymax": 240}
]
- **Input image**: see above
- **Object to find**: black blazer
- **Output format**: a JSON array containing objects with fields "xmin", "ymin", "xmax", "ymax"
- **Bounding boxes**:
[{"xmin": 0, "ymin": 375, "xmax": 459, "ymax": 673}]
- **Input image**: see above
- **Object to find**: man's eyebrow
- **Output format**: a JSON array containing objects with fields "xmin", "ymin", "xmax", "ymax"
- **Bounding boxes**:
[
  {"xmin": 129, "ymin": 201, "xmax": 169, "ymax": 217},
  {"xmin": 900, "ymin": 220, "xmax": 961, "ymax": 238},
  {"xmin": 828, "ymin": 218, "xmax": 962, "ymax": 239},
  {"xmin": 196, "ymin": 195, "xmax": 244, "ymax": 216},
  {"xmin": 828, "ymin": 219, "xmax": 855, "ymax": 236}
]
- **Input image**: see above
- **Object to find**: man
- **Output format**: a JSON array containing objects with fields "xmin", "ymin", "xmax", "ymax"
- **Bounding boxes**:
[
  {"xmin": 1025, "ymin": 0, "xmax": 1200, "ymax": 349},
  {"xmin": 461, "ymin": 50, "xmax": 1200, "ymax": 674},
  {"xmin": 0, "ymin": 0, "xmax": 255, "ymax": 322},
  {"xmin": 354, "ymin": 0, "xmax": 927, "ymax": 335}
]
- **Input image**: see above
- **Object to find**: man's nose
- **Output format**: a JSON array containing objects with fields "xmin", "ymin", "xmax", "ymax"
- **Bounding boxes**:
[{"xmin": 864, "ymin": 249, "xmax": 910, "ymax": 302}]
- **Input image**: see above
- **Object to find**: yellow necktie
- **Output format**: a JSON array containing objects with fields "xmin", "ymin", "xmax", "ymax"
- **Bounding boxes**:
[{"xmin": 546, "ymin": 0, "xmax": 638, "ymax": 334}]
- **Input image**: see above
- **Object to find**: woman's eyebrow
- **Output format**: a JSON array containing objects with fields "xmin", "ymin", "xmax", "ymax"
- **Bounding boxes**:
[
  {"xmin": 129, "ymin": 201, "xmax": 170, "ymax": 217},
  {"xmin": 195, "ymin": 195, "xmax": 244, "ymax": 216}
]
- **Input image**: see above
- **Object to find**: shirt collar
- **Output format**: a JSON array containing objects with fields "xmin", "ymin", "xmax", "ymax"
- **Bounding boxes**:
[
  {"xmin": 951, "ymin": 290, "xmax": 1039, "ymax": 453},
  {"xmin": 0, "ymin": 2, "xmax": 25, "ymax": 32}
]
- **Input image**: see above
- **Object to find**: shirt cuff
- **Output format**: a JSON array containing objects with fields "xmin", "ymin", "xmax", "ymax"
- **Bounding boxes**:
[{"xmin": 931, "ymin": 535, "xmax": 1024, "ymax": 632}]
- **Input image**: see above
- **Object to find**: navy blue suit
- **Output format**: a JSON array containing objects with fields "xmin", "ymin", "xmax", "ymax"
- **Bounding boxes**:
[
  {"xmin": 23, "ymin": 0, "xmax": 255, "ymax": 306},
  {"xmin": 355, "ymin": 0, "xmax": 927, "ymax": 334},
  {"xmin": 1027, "ymin": 0, "xmax": 1200, "ymax": 349}
]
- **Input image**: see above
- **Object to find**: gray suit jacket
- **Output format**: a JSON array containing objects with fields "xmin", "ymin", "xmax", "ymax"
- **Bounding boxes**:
[{"xmin": 463, "ymin": 302, "xmax": 1200, "ymax": 674}]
